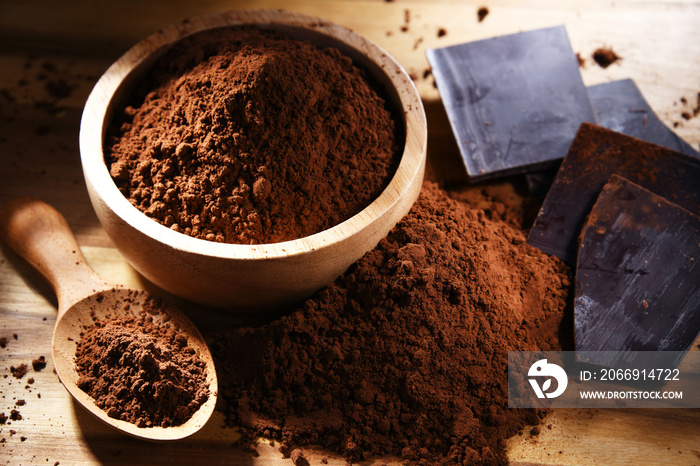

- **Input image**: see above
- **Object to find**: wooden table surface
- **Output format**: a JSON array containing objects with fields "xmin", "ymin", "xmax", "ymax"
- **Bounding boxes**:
[{"xmin": 1, "ymin": 1, "xmax": 699, "ymax": 465}]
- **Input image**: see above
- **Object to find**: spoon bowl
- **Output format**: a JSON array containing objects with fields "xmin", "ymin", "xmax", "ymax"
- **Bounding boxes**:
[{"xmin": 0, "ymin": 197, "xmax": 217, "ymax": 441}]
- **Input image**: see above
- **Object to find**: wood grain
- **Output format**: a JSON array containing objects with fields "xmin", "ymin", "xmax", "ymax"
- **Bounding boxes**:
[{"xmin": 1, "ymin": 1, "xmax": 699, "ymax": 464}]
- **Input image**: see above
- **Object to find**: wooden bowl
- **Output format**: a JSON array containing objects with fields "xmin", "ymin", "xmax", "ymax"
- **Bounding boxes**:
[{"xmin": 79, "ymin": 10, "xmax": 427, "ymax": 311}]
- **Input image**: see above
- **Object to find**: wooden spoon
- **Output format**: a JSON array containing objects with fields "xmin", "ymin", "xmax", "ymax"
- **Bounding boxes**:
[{"xmin": 0, "ymin": 197, "xmax": 218, "ymax": 441}]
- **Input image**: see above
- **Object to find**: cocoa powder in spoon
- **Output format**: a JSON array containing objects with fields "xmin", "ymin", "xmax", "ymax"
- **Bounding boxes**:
[{"xmin": 74, "ymin": 292, "xmax": 210, "ymax": 428}]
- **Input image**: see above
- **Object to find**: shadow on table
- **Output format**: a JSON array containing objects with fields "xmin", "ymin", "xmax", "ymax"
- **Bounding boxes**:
[{"xmin": 71, "ymin": 396, "xmax": 257, "ymax": 465}]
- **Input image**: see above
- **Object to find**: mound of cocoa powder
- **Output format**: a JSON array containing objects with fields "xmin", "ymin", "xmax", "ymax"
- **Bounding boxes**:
[
  {"xmin": 74, "ymin": 292, "xmax": 210, "ymax": 428},
  {"xmin": 105, "ymin": 27, "xmax": 400, "ymax": 244},
  {"xmin": 213, "ymin": 181, "xmax": 570, "ymax": 464}
]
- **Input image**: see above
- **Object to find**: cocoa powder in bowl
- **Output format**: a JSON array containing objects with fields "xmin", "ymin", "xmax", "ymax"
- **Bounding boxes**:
[{"xmin": 105, "ymin": 26, "xmax": 402, "ymax": 245}]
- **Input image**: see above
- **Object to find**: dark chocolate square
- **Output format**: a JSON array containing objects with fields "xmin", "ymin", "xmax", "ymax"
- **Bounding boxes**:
[
  {"xmin": 575, "ymin": 175, "xmax": 700, "ymax": 367},
  {"xmin": 587, "ymin": 78, "xmax": 699, "ymax": 157},
  {"xmin": 427, "ymin": 25, "xmax": 596, "ymax": 181},
  {"xmin": 527, "ymin": 123, "xmax": 700, "ymax": 265},
  {"xmin": 525, "ymin": 79, "xmax": 699, "ymax": 197}
]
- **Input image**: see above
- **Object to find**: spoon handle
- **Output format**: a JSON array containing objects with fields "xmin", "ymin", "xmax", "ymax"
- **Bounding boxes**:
[{"xmin": 0, "ymin": 197, "xmax": 112, "ymax": 318}]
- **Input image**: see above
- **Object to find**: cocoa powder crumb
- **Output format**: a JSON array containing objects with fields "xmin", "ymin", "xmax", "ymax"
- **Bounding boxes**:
[
  {"xmin": 32, "ymin": 356, "xmax": 46, "ymax": 371},
  {"xmin": 0, "ymin": 413, "xmax": 7, "ymax": 424},
  {"xmin": 279, "ymin": 441, "xmax": 291, "ymax": 457},
  {"xmin": 478, "ymin": 6, "xmax": 490, "ymax": 22},
  {"xmin": 106, "ymin": 27, "xmax": 400, "ymax": 245},
  {"xmin": 10, "ymin": 364, "xmax": 28, "ymax": 379},
  {"xmin": 214, "ymin": 181, "xmax": 570, "ymax": 464},
  {"xmin": 10, "ymin": 409, "xmax": 21, "ymax": 421},
  {"xmin": 592, "ymin": 47, "xmax": 620, "ymax": 68},
  {"xmin": 0, "ymin": 337, "xmax": 7, "ymax": 348},
  {"xmin": 243, "ymin": 443, "xmax": 259, "ymax": 458},
  {"xmin": 74, "ymin": 292, "xmax": 210, "ymax": 427},
  {"xmin": 290, "ymin": 448, "xmax": 310, "ymax": 466},
  {"xmin": 44, "ymin": 79, "xmax": 73, "ymax": 100}
]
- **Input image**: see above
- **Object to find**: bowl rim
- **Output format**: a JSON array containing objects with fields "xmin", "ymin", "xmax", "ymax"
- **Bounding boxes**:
[{"xmin": 79, "ymin": 9, "xmax": 427, "ymax": 261}]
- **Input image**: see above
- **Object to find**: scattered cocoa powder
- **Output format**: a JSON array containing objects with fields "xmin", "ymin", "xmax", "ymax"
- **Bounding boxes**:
[
  {"xmin": 478, "ymin": 6, "xmax": 490, "ymax": 22},
  {"xmin": 10, "ymin": 364, "xmax": 28, "ymax": 379},
  {"xmin": 0, "ymin": 413, "xmax": 7, "ymax": 424},
  {"xmin": 74, "ymin": 291, "xmax": 210, "ymax": 428},
  {"xmin": 213, "ymin": 181, "xmax": 570, "ymax": 464},
  {"xmin": 31, "ymin": 356, "xmax": 46, "ymax": 371},
  {"xmin": 0, "ymin": 337, "xmax": 7, "ymax": 348},
  {"xmin": 413, "ymin": 37, "xmax": 424, "ymax": 50},
  {"xmin": 44, "ymin": 78, "xmax": 73, "ymax": 100},
  {"xmin": 9, "ymin": 409, "xmax": 21, "ymax": 421},
  {"xmin": 279, "ymin": 441, "xmax": 292, "ymax": 457},
  {"xmin": 678, "ymin": 92, "xmax": 700, "ymax": 121},
  {"xmin": 106, "ymin": 27, "xmax": 400, "ymax": 245},
  {"xmin": 290, "ymin": 448, "xmax": 310, "ymax": 466},
  {"xmin": 592, "ymin": 47, "xmax": 620, "ymax": 68},
  {"xmin": 242, "ymin": 443, "xmax": 260, "ymax": 458}
]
